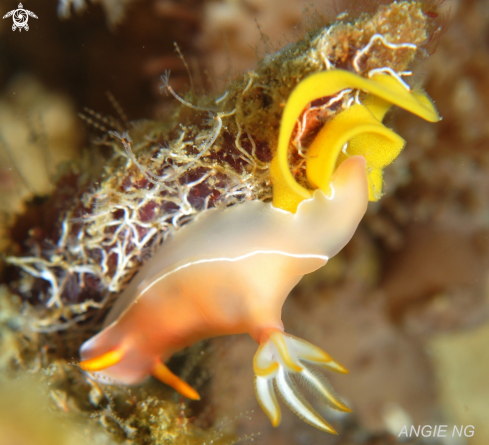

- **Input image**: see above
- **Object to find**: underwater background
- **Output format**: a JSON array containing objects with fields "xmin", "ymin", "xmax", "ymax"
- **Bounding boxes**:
[{"xmin": 1, "ymin": 0, "xmax": 488, "ymax": 444}]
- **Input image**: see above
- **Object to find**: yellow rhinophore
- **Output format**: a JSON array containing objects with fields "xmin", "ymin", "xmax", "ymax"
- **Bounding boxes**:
[
  {"xmin": 270, "ymin": 69, "xmax": 440, "ymax": 212},
  {"xmin": 78, "ymin": 348, "xmax": 124, "ymax": 372}
]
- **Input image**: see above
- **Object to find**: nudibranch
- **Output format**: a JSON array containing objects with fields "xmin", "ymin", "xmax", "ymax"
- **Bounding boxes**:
[{"xmin": 79, "ymin": 69, "xmax": 439, "ymax": 433}]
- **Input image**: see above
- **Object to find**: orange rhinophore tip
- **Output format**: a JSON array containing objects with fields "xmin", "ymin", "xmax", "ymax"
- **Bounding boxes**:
[
  {"xmin": 152, "ymin": 361, "xmax": 201, "ymax": 400},
  {"xmin": 79, "ymin": 348, "xmax": 124, "ymax": 372}
]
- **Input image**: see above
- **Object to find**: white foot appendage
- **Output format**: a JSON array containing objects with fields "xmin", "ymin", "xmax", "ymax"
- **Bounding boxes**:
[{"xmin": 253, "ymin": 331, "xmax": 351, "ymax": 434}]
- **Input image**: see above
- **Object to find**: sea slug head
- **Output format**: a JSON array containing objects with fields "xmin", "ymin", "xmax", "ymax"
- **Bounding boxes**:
[{"xmin": 270, "ymin": 69, "xmax": 440, "ymax": 213}]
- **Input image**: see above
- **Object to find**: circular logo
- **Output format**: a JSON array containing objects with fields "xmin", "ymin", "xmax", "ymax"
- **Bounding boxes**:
[
  {"xmin": 3, "ymin": 3, "xmax": 38, "ymax": 32},
  {"xmin": 13, "ymin": 9, "xmax": 28, "ymax": 27}
]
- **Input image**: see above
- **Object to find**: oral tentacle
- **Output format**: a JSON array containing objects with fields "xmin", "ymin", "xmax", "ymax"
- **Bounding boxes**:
[{"xmin": 151, "ymin": 360, "xmax": 200, "ymax": 400}]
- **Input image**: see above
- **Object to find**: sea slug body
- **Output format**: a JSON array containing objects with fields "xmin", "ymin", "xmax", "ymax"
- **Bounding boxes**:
[
  {"xmin": 80, "ymin": 65, "xmax": 439, "ymax": 432},
  {"xmin": 79, "ymin": 24, "xmax": 441, "ymax": 436},
  {"xmin": 80, "ymin": 155, "xmax": 368, "ymax": 432}
]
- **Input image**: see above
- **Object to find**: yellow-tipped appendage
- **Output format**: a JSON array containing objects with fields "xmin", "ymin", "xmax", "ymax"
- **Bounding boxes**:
[
  {"xmin": 79, "ymin": 350, "xmax": 200, "ymax": 400},
  {"xmin": 270, "ymin": 69, "xmax": 440, "ymax": 212},
  {"xmin": 270, "ymin": 331, "xmax": 303, "ymax": 373},
  {"xmin": 79, "ymin": 348, "xmax": 125, "ymax": 372},
  {"xmin": 152, "ymin": 361, "xmax": 201, "ymax": 400},
  {"xmin": 253, "ymin": 331, "xmax": 351, "ymax": 434}
]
